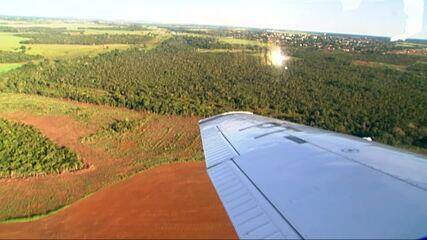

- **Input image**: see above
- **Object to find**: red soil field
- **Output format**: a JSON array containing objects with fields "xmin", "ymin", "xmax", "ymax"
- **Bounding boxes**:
[
  {"xmin": 0, "ymin": 162, "xmax": 237, "ymax": 239},
  {"xmin": 0, "ymin": 105, "xmax": 204, "ymax": 222}
]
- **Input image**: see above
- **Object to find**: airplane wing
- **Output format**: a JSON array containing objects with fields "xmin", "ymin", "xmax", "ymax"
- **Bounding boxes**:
[{"xmin": 199, "ymin": 112, "xmax": 427, "ymax": 239}]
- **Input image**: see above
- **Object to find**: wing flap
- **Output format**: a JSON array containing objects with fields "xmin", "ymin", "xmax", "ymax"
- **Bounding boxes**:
[
  {"xmin": 208, "ymin": 160, "xmax": 301, "ymax": 239},
  {"xmin": 200, "ymin": 126, "xmax": 237, "ymax": 168}
]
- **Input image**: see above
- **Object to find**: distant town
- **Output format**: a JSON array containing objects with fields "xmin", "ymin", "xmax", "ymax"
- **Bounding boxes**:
[{"xmin": 166, "ymin": 24, "xmax": 427, "ymax": 54}]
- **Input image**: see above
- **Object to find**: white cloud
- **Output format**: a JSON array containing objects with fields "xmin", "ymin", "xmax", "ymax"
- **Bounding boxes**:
[
  {"xmin": 391, "ymin": 0, "xmax": 425, "ymax": 41},
  {"xmin": 341, "ymin": 0, "xmax": 363, "ymax": 10}
]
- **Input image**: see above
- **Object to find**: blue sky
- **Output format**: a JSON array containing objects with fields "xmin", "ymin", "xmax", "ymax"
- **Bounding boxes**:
[{"xmin": 0, "ymin": 0, "xmax": 426, "ymax": 38}]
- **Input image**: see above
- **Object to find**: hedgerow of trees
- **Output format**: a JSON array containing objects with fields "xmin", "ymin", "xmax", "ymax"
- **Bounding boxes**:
[
  {"xmin": 0, "ymin": 50, "xmax": 41, "ymax": 63},
  {"xmin": 0, "ymin": 26, "xmax": 68, "ymax": 33},
  {"xmin": 19, "ymin": 33, "xmax": 154, "ymax": 45},
  {"xmin": 0, "ymin": 119, "xmax": 84, "ymax": 177},
  {"xmin": 182, "ymin": 36, "xmax": 263, "ymax": 51},
  {"xmin": 77, "ymin": 25, "xmax": 151, "ymax": 31},
  {"xmin": 1, "ymin": 37, "xmax": 426, "ymax": 151}
]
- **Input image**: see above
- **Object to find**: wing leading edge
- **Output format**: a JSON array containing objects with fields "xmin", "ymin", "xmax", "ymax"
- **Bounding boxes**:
[{"xmin": 199, "ymin": 112, "xmax": 427, "ymax": 239}]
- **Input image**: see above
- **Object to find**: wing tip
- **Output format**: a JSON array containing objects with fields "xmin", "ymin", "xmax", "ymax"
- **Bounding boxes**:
[{"xmin": 199, "ymin": 111, "xmax": 254, "ymax": 124}]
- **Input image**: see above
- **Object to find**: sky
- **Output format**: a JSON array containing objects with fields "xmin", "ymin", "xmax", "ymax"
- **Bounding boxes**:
[{"xmin": 0, "ymin": 0, "xmax": 426, "ymax": 39}]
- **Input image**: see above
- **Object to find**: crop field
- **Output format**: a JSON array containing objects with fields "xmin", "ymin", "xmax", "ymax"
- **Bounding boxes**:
[{"xmin": 0, "ymin": 93, "xmax": 202, "ymax": 222}]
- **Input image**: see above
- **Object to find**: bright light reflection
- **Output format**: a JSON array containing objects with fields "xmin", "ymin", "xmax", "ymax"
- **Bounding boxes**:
[{"xmin": 269, "ymin": 46, "xmax": 288, "ymax": 68}]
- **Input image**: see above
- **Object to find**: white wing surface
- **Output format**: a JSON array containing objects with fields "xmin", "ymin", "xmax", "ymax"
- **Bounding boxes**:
[{"xmin": 199, "ymin": 112, "xmax": 427, "ymax": 239}]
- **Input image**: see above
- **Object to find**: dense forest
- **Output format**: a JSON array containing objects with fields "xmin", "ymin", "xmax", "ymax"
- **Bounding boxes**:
[
  {"xmin": 0, "ymin": 119, "xmax": 84, "ymax": 177},
  {"xmin": 19, "ymin": 33, "xmax": 154, "ymax": 45},
  {"xmin": 1, "ymin": 37, "xmax": 426, "ymax": 150}
]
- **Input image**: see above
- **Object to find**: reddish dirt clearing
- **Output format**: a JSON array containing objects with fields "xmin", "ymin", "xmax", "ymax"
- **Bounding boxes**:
[{"xmin": 0, "ymin": 162, "xmax": 237, "ymax": 239}]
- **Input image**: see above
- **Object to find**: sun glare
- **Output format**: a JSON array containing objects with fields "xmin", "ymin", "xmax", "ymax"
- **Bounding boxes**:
[{"xmin": 269, "ymin": 46, "xmax": 288, "ymax": 68}]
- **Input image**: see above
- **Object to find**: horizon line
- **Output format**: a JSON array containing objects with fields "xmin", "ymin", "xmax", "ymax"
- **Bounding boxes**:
[{"xmin": 1, "ymin": 14, "xmax": 426, "ymax": 41}]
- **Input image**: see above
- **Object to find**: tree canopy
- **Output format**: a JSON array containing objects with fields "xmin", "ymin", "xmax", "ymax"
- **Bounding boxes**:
[{"xmin": 1, "ymin": 37, "xmax": 426, "ymax": 151}]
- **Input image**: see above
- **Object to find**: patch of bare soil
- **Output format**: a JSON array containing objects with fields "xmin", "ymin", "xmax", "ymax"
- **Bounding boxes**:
[{"xmin": 0, "ymin": 162, "xmax": 237, "ymax": 239}]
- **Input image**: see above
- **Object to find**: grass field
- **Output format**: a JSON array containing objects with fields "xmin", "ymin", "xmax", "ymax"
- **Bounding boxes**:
[
  {"xmin": 0, "ymin": 63, "xmax": 23, "ymax": 74},
  {"xmin": 0, "ymin": 33, "xmax": 27, "ymax": 51},
  {"xmin": 25, "ymin": 44, "xmax": 130, "ymax": 59},
  {"xmin": 0, "ymin": 93, "xmax": 202, "ymax": 222}
]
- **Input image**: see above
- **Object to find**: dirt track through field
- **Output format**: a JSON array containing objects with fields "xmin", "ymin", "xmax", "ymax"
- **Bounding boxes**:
[{"xmin": 0, "ymin": 162, "xmax": 237, "ymax": 239}]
